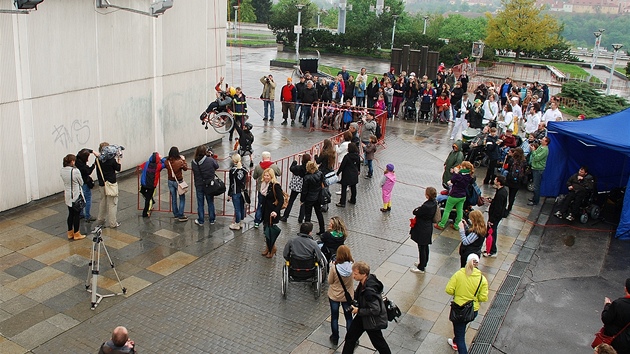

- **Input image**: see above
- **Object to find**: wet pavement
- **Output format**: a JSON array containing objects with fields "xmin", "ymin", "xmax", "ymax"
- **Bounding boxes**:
[{"xmin": 0, "ymin": 46, "xmax": 623, "ymax": 354}]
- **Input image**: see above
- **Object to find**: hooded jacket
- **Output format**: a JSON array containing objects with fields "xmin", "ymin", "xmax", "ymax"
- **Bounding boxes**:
[
  {"xmin": 355, "ymin": 274, "xmax": 388, "ymax": 330},
  {"xmin": 191, "ymin": 155, "xmax": 219, "ymax": 190},
  {"xmin": 140, "ymin": 152, "xmax": 165, "ymax": 189},
  {"xmin": 443, "ymin": 141, "xmax": 464, "ymax": 185},
  {"xmin": 328, "ymin": 261, "xmax": 354, "ymax": 303},
  {"xmin": 301, "ymin": 170, "xmax": 324, "ymax": 203}
]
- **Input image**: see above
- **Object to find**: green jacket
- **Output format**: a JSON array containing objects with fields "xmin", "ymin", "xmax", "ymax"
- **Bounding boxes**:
[
  {"xmin": 530, "ymin": 146, "xmax": 548, "ymax": 171},
  {"xmin": 443, "ymin": 140, "xmax": 464, "ymax": 185}
]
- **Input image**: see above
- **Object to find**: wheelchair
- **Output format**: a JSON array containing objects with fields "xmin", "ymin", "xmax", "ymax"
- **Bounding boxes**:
[
  {"xmin": 403, "ymin": 99, "xmax": 417, "ymax": 120},
  {"xmin": 554, "ymin": 188, "xmax": 601, "ymax": 224},
  {"xmin": 281, "ymin": 255, "xmax": 326, "ymax": 299}
]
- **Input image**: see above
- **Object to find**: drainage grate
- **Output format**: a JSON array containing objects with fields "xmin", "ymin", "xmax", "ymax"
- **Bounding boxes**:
[
  {"xmin": 497, "ymin": 275, "xmax": 520, "ymax": 295},
  {"xmin": 516, "ymin": 246, "xmax": 535, "ymax": 262},
  {"xmin": 469, "ymin": 343, "xmax": 492, "ymax": 354},
  {"xmin": 474, "ymin": 315, "xmax": 503, "ymax": 343},
  {"xmin": 486, "ymin": 293, "xmax": 513, "ymax": 317},
  {"xmin": 508, "ymin": 260, "xmax": 528, "ymax": 278}
]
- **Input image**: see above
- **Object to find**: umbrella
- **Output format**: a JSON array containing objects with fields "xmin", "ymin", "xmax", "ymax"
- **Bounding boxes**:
[{"xmin": 264, "ymin": 221, "xmax": 282, "ymax": 252}]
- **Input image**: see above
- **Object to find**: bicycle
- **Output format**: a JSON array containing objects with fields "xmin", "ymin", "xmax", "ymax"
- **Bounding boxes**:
[{"xmin": 200, "ymin": 108, "xmax": 234, "ymax": 134}]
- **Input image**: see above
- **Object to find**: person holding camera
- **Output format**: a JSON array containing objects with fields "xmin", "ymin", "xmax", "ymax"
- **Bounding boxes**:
[
  {"xmin": 76, "ymin": 148, "xmax": 100, "ymax": 222},
  {"xmin": 166, "ymin": 146, "xmax": 189, "ymax": 222},
  {"xmin": 95, "ymin": 142, "xmax": 122, "ymax": 228},
  {"xmin": 191, "ymin": 145, "xmax": 219, "ymax": 226},
  {"xmin": 60, "ymin": 154, "xmax": 87, "ymax": 241},
  {"xmin": 341, "ymin": 260, "xmax": 391, "ymax": 354},
  {"xmin": 260, "ymin": 74, "xmax": 276, "ymax": 121},
  {"xmin": 98, "ymin": 326, "xmax": 135, "ymax": 354}
]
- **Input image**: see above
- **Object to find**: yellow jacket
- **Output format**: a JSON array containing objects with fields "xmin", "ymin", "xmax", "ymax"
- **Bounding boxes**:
[{"xmin": 445, "ymin": 268, "xmax": 489, "ymax": 311}]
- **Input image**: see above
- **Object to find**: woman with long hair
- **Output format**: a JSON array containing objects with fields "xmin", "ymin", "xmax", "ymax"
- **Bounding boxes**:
[
  {"xmin": 457, "ymin": 210, "xmax": 487, "ymax": 267},
  {"xmin": 320, "ymin": 216, "xmax": 348, "ymax": 262},
  {"xmin": 227, "ymin": 153, "xmax": 248, "ymax": 230},
  {"xmin": 60, "ymin": 154, "xmax": 86, "ymax": 240},
  {"xmin": 410, "ymin": 187, "xmax": 438, "ymax": 273},
  {"xmin": 336, "ymin": 142, "xmax": 361, "ymax": 208},
  {"xmin": 327, "ymin": 245, "xmax": 354, "ymax": 347},
  {"xmin": 436, "ymin": 161, "xmax": 474, "ymax": 231},
  {"xmin": 445, "ymin": 254, "xmax": 489, "ymax": 353},
  {"xmin": 165, "ymin": 146, "xmax": 189, "ymax": 222},
  {"xmin": 260, "ymin": 168, "xmax": 284, "ymax": 258}
]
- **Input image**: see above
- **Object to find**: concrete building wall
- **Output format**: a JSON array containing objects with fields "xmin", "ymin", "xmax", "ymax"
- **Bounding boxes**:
[{"xmin": 0, "ymin": 0, "xmax": 226, "ymax": 211}]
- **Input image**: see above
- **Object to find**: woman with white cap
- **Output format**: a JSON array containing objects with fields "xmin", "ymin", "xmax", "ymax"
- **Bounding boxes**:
[{"xmin": 445, "ymin": 253, "xmax": 489, "ymax": 353}]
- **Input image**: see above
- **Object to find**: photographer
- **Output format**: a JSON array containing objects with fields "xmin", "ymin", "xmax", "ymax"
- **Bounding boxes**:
[
  {"xmin": 191, "ymin": 145, "xmax": 219, "ymax": 226},
  {"xmin": 98, "ymin": 326, "xmax": 135, "ymax": 354},
  {"xmin": 76, "ymin": 148, "xmax": 100, "ymax": 222},
  {"xmin": 260, "ymin": 74, "xmax": 276, "ymax": 121},
  {"xmin": 95, "ymin": 142, "xmax": 122, "ymax": 228},
  {"xmin": 166, "ymin": 146, "xmax": 189, "ymax": 222}
]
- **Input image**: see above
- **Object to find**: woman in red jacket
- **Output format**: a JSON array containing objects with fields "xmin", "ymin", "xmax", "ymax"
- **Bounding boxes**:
[{"xmin": 436, "ymin": 91, "xmax": 451, "ymax": 123}]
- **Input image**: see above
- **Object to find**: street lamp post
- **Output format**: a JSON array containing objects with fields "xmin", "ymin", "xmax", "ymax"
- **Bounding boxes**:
[
  {"xmin": 233, "ymin": 5, "xmax": 239, "ymax": 40},
  {"xmin": 588, "ymin": 29, "xmax": 604, "ymax": 81},
  {"xmin": 606, "ymin": 44, "xmax": 624, "ymax": 95},
  {"xmin": 295, "ymin": 4, "xmax": 305, "ymax": 62},
  {"xmin": 390, "ymin": 15, "xmax": 398, "ymax": 51},
  {"xmin": 423, "ymin": 15, "xmax": 429, "ymax": 35},
  {"xmin": 317, "ymin": 9, "xmax": 324, "ymax": 29}
]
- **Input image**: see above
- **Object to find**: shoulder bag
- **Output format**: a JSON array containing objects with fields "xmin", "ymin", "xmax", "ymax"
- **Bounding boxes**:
[
  {"xmin": 70, "ymin": 169, "xmax": 86, "ymax": 212},
  {"xmin": 272, "ymin": 183, "xmax": 289, "ymax": 209},
  {"xmin": 204, "ymin": 176, "xmax": 226, "ymax": 196},
  {"xmin": 449, "ymin": 276, "xmax": 483, "ymax": 324},
  {"xmin": 168, "ymin": 161, "xmax": 188, "ymax": 195},
  {"xmin": 334, "ymin": 265, "xmax": 354, "ymax": 304},
  {"xmin": 433, "ymin": 204, "xmax": 442, "ymax": 223},
  {"xmin": 591, "ymin": 320, "xmax": 630, "ymax": 349},
  {"xmin": 96, "ymin": 159, "xmax": 119, "ymax": 197}
]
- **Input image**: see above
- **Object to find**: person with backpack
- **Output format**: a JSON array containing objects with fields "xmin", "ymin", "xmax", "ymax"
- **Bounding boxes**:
[
  {"xmin": 504, "ymin": 148, "xmax": 526, "ymax": 212},
  {"xmin": 191, "ymin": 145, "xmax": 219, "ymax": 226},
  {"xmin": 435, "ymin": 161, "xmax": 474, "ymax": 231},
  {"xmin": 139, "ymin": 152, "xmax": 165, "ymax": 218}
]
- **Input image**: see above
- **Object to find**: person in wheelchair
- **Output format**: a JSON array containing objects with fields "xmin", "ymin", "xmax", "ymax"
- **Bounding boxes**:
[
  {"xmin": 200, "ymin": 77, "xmax": 235, "ymax": 121},
  {"xmin": 283, "ymin": 222, "xmax": 326, "ymax": 270},
  {"xmin": 319, "ymin": 216, "xmax": 348, "ymax": 263},
  {"xmin": 463, "ymin": 126, "xmax": 489, "ymax": 164},
  {"xmin": 554, "ymin": 166, "xmax": 595, "ymax": 221}
]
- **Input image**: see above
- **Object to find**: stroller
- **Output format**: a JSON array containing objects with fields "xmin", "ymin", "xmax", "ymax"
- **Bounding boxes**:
[{"xmin": 404, "ymin": 98, "xmax": 417, "ymax": 120}]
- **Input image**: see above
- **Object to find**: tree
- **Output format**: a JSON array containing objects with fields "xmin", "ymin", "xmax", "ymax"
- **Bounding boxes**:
[
  {"xmin": 229, "ymin": 0, "xmax": 256, "ymax": 23},
  {"xmin": 252, "ymin": 0, "xmax": 272, "ymax": 24},
  {"xmin": 485, "ymin": 0, "xmax": 562, "ymax": 59},
  {"xmin": 626, "ymin": 61, "xmax": 630, "ymax": 78},
  {"xmin": 268, "ymin": 0, "xmax": 317, "ymax": 45},
  {"xmin": 437, "ymin": 15, "xmax": 487, "ymax": 43}
]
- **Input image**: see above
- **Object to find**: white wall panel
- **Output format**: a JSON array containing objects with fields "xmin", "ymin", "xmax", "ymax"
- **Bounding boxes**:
[{"xmin": 0, "ymin": 0, "xmax": 225, "ymax": 212}]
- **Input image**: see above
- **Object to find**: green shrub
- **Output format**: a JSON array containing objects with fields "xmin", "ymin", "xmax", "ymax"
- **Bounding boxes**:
[{"xmin": 559, "ymin": 81, "xmax": 629, "ymax": 118}]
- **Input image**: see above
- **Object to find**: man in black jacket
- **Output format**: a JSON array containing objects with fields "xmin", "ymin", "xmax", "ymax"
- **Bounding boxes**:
[
  {"xmin": 301, "ymin": 80, "xmax": 319, "ymax": 128},
  {"xmin": 554, "ymin": 166, "xmax": 595, "ymax": 221},
  {"xmin": 484, "ymin": 175, "xmax": 508, "ymax": 257},
  {"xmin": 98, "ymin": 326, "xmax": 135, "ymax": 354},
  {"xmin": 600, "ymin": 278, "xmax": 630, "ymax": 353},
  {"xmin": 342, "ymin": 261, "xmax": 390, "ymax": 354}
]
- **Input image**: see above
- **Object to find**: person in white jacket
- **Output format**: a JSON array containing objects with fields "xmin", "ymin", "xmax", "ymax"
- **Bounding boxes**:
[
  {"xmin": 524, "ymin": 102, "xmax": 542, "ymax": 136},
  {"xmin": 482, "ymin": 94, "xmax": 499, "ymax": 127}
]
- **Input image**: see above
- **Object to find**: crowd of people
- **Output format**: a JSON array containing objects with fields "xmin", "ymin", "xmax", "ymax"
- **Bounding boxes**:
[{"xmin": 58, "ymin": 62, "xmax": 621, "ymax": 354}]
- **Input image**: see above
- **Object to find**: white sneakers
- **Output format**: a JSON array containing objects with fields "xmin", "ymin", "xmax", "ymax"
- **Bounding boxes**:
[
  {"xmin": 447, "ymin": 338, "xmax": 458, "ymax": 351},
  {"xmin": 229, "ymin": 222, "xmax": 242, "ymax": 230}
]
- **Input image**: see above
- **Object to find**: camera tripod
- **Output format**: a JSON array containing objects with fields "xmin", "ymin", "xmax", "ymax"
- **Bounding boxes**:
[{"xmin": 85, "ymin": 226, "xmax": 126, "ymax": 310}]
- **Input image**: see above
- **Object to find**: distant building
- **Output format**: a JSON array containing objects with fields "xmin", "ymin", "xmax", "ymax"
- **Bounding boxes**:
[{"xmin": 536, "ymin": 0, "xmax": 622, "ymax": 13}]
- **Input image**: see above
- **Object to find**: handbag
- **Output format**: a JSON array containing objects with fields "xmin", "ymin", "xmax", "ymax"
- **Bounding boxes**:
[
  {"xmin": 241, "ymin": 190, "xmax": 251, "ymax": 205},
  {"xmin": 203, "ymin": 176, "xmax": 226, "ymax": 196},
  {"xmin": 272, "ymin": 183, "xmax": 289, "ymax": 209},
  {"xmin": 289, "ymin": 174, "xmax": 303, "ymax": 192},
  {"xmin": 433, "ymin": 204, "xmax": 442, "ymax": 223},
  {"xmin": 449, "ymin": 277, "xmax": 483, "ymax": 324},
  {"xmin": 319, "ymin": 186, "xmax": 332, "ymax": 205},
  {"xmin": 70, "ymin": 169, "xmax": 86, "ymax": 212},
  {"xmin": 95, "ymin": 159, "xmax": 119, "ymax": 197},
  {"xmin": 383, "ymin": 297, "xmax": 402, "ymax": 322},
  {"xmin": 168, "ymin": 161, "xmax": 189, "ymax": 195},
  {"xmin": 324, "ymin": 170, "xmax": 338, "ymax": 186},
  {"xmin": 591, "ymin": 321, "xmax": 630, "ymax": 348}
]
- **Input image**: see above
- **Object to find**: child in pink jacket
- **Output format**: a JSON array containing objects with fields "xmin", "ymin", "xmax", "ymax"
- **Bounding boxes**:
[{"xmin": 380, "ymin": 163, "xmax": 396, "ymax": 212}]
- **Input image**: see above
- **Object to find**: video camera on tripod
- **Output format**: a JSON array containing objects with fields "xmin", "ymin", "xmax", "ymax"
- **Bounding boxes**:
[{"xmin": 100, "ymin": 144, "xmax": 125, "ymax": 161}]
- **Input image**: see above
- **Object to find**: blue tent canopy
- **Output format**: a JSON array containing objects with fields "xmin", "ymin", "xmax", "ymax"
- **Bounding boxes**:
[{"xmin": 542, "ymin": 108, "xmax": 630, "ymax": 239}]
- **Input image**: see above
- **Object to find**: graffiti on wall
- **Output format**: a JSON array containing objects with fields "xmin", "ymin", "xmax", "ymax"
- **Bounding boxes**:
[{"xmin": 52, "ymin": 120, "xmax": 91, "ymax": 149}]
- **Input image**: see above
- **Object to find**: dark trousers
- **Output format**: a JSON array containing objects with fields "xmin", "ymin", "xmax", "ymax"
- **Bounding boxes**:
[
  {"xmin": 341, "ymin": 316, "xmax": 391, "ymax": 354},
  {"xmin": 282, "ymin": 190, "xmax": 304, "ymax": 222},
  {"xmin": 507, "ymin": 185, "xmax": 519, "ymax": 212},
  {"xmin": 417, "ymin": 244, "xmax": 430, "ymax": 271},
  {"xmin": 282, "ymin": 102, "xmax": 295, "ymax": 121},
  {"xmin": 67, "ymin": 206, "xmax": 80, "ymax": 232},
  {"xmin": 140, "ymin": 187, "xmax": 156, "ymax": 217},
  {"xmin": 304, "ymin": 201, "xmax": 325, "ymax": 233},
  {"xmin": 339, "ymin": 183, "xmax": 356, "ymax": 205},
  {"xmin": 484, "ymin": 159, "xmax": 499, "ymax": 184},
  {"xmin": 489, "ymin": 219, "xmax": 501, "ymax": 254},
  {"xmin": 559, "ymin": 190, "xmax": 589, "ymax": 216}
]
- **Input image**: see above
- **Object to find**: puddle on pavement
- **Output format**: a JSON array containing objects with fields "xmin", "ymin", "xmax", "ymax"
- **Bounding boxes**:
[{"xmin": 563, "ymin": 234, "xmax": 575, "ymax": 247}]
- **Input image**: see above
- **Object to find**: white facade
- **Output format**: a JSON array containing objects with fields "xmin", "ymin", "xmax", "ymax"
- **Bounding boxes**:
[{"xmin": 0, "ymin": 0, "xmax": 226, "ymax": 212}]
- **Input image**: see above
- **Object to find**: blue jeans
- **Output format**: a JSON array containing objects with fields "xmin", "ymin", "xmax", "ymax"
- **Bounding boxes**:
[
  {"xmin": 366, "ymin": 160, "xmax": 373, "ymax": 176},
  {"xmin": 254, "ymin": 191, "xmax": 264, "ymax": 224},
  {"xmin": 301, "ymin": 104, "xmax": 312, "ymax": 127},
  {"xmin": 329, "ymin": 298, "xmax": 353, "ymax": 340},
  {"xmin": 231, "ymin": 193, "xmax": 245, "ymax": 223},
  {"xmin": 264, "ymin": 100, "xmax": 274, "ymax": 119},
  {"xmin": 196, "ymin": 189, "xmax": 215, "ymax": 224},
  {"xmin": 168, "ymin": 180, "xmax": 186, "ymax": 218},
  {"xmin": 81, "ymin": 184, "xmax": 92, "ymax": 218},
  {"xmin": 532, "ymin": 169, "xmax": 543, "ymax": 204},
  {"xmin": 452, "ymin": 311, "xmax": 477, "ymax": 354}
]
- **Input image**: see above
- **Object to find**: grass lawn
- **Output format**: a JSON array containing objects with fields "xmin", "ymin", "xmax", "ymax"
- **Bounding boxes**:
[
  {"xmin": 227, "ymin": 39, "xmax": 276, "ymax": 46},
  {"xmin": 273, "ymin": 59, "xmax": 383, "ymax": 80},
  {"xmin": 230, "ymin": 33, "xmax": 275, "ymax": 40},
  {"xmin": 502, "ymin": 58, "xmax": 601, "ymax": 83}
]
